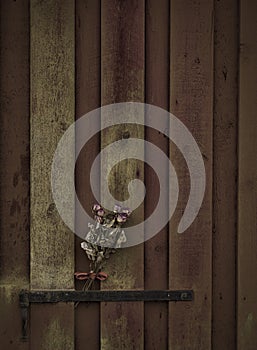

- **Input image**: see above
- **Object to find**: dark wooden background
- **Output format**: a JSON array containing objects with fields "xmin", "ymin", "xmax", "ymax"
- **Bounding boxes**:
[{"xmin": 0, "ymin": 0, "xmax": 256, "ymax": 349}]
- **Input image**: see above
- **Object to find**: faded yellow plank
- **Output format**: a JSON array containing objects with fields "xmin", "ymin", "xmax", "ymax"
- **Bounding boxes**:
[
  {"xmin": 30, "ymin": 0, "xmax": 74, "ymax": 290},
  {"xmin": 237, "ymin": 0, "xmax": 257, "ymax": 349},
  {"xmin": 169, "ymin": 0, "xmax": 213, "ymax": 349},
  {"xmin": 30, "ymin": 1, "xmax": 75, "ymax": 349},
  {"xmin": 100, "ymin": 1, "xmax": 144, "ymax": 349}
]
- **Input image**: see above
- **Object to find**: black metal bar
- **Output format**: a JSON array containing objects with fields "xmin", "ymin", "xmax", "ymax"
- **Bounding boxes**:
[
  {"xmin": 20, "ymin": 289, "xmax": 193, "ymax": 304},
  {"xmin": 19, "ymin": 289, "xmax": 193, "ymax": 339},
  {"xmin": 19, "ymin": 291, "xmax": 29, "ymax": 341}
]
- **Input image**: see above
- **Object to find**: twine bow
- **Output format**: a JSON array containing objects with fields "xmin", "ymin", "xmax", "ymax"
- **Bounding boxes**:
[{"xmin": 74, "ymin": 271, "xmax": 108, "ymax": 281}]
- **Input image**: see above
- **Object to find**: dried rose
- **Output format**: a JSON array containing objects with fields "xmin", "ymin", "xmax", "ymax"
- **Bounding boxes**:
[
  {"xmin": 92, "ymin": 204, "xmax": 102, "ymax": 212},
  {"xmin": 116, "ymin": 213, "xmax": 128, "ymax": 223},
  {"xmin": 113, "ymin": 204, "xmax": 122, "ymax": 213},
  {"xmin": 121, "ymin": 207, "xmax": 131, "ymax": 216},
  {"xmin": 96, "ymin": 209, "xmax": 105, "ymax": 217}
]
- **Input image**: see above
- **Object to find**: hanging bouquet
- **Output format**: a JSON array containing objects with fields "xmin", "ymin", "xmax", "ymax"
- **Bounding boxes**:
[{"xmin": 74, "ymin": 204, "xmax": 131, "ymax": 296}]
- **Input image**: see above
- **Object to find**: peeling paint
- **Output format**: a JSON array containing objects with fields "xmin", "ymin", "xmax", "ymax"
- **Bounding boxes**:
[
  {"xmin": 43, "ymin": 319, "xmax": 73, "ymax": 350},
  {"xmin": 103, "ymin": 251, "xmax": 137, "ymax": 290},
  {"xmin": 0, "ymin": 281, "xmax": 28, "ymax": 304},
  {"xmin": 244, "ymin": 313, "xmax": 253, "ymax": 335},
  {"xmin": 101, "ymin": 315, "xmax": 132, "ymax": 350}
]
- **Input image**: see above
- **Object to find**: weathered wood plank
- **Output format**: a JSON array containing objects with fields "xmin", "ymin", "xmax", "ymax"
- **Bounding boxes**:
[
  {"xmin": 0, "ymin": 1, "xmax": 30, "ymax": 348},
  {"xmin": 30, "ymin": 0, "xmax": 74, "ymax": 291},
  {"xmin": 30, "ymin": 0, "xmax": 75, "ymax": 348},
  {"xmin": 237, "ymin": 0, "xmax": 257, "ymax": 348},
  {"xmin": 100, "ymin": 1, "xmax": 145, "ymax": 349},
  {"xmin": 144, "ymin": 0, "xmax": 169, "ymax": 348},
  {"xmin": 75, "ymin": 1, "xmax": 101, "ymax": 349},
  {"xmin": 212, "ymin": 0, "xmax": 238, "ymax": 348},
  {"xmin": 30, "ymin": 304, "xmax": 74, "ymax": 350},
  {"xmin": 169, "ymin": 0, "xmax": 213, "ymax": 349}
]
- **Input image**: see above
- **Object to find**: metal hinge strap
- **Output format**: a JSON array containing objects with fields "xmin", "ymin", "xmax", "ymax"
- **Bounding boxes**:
[{"xmin": 19, "ymin": 289, "xmax": 193, "ymax": 340}]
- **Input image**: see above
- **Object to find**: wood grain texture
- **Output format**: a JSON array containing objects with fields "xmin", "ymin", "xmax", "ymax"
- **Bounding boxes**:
[
  {"xmin": 212, "ymin": 0, "xmax": 238, "ymax": 348},
  {"xmin": 30, "ymin": 0, "xmax": 75, "ymax": 349},
  {"xmin": 100, "ymin": 1, "xmax": 144, "ymax": 349},
  {"xmin": 169, "ymin": 1, "xmax": 213, "ymax": 349},
  {"xmin": 237, "ymin": 0, "xmax": 257, "ymax": 349},
  {"xmin": 75, "ymin": 1, "xmax": 101, "ymax": 349},
  {"xmin": 144, "ymin": 0, "xmax": 169, "ymax": 348},
  {"xmin": 30, "ymin": 0, "xmax": 74, "ymax": 290},
  {"xmin": 30, "ymin": 304, "xmax": 74, "ymax": 350},
  {"xmin": 0, "ymin": 1, "xmax": 30, "ymax": 348}
]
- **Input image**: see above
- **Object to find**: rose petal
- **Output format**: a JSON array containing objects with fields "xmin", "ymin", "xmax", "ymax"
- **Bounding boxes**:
[
  {"xmin": 116, "ymin": 213, "xmax": 127, "ymax": 223},
  {"xmin": 113, "ymin": 204, "xmax": 122, "ymax": 213},
  {"xmin": 92, "ymin": 204, "xmax": 101, "ymax": 212},
  {"xmin": 121, "ymin": 207, "xmax": 131, "ymax": 216},
  {"xmin": 97, "ymin": 209, "xmax": 105, "ymax": 217}
]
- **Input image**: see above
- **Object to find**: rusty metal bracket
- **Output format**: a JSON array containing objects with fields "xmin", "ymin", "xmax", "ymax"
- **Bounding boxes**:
[{"xmin": 19, "ymin": 289, "xmax": 193, "ymax": 340}]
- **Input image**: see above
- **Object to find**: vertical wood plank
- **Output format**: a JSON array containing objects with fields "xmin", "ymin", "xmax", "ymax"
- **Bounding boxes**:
[
  {"xmin": 144, "ymin": 0, "xmax": 169, "ymax": 349},
  {"xmin": 0, "ymin": 1, "xmax": 30, "ymax": 348},
  {"xmin": 169, "ymin": 0, "xmax": 213, "ymax": 349},
  {"xmin": 30, "ymin": 1, "xmax": 75, "ymax": 349},
  {"xmin": 30, "ymin": 303, "xmax": 74, "ymax": 350},
  {"xmin": 237, "ymin": 0, "xmax": 257, "ymax": 349},
  {"xmin": 212, "ymin": 0, "xmax": 238, "ymax": 348},
  {"xmin": 100, "ymin": 1, "xmax": 144, "ymax": 349},
  {"xmin": 75, "ymin": 1, "xmax": 101, "ymax": 349}
]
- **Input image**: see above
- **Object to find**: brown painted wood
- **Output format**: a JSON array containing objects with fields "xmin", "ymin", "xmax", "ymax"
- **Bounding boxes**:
[
  {"xmin": 30, "ymin": 304, "xmax": 74, "ymax": 350},
  {"xmin": 144, "ymin": 0, "xmax": 169, "ymax": 349},
  {"xmin": 100, "ymin": 1, "xmax": 145, "ymax": 349},
  {"xmin": 237, "ymin": 0, "xmax": 257, "ymax": 349},
  {"xmin": 169, "ymin": 1, "xmax": 213, "ymax": 349},
  {"xmin": 0, "ymin": 1, "xmax": 30, "ymax": 349},
  {"xmin": 75, "ymin": 1, "xmax": 101, "ymax": 349},
  {"xmin": 30, "ymin": 0, "xmax": 75, "ymax": 348},
  {"xmin": 2, "ymin": 2, "xmax": 256, "ymax": 349},
  {"xmin": 212, "ymin": 0, "xmax": 238, "ymax": 348}
]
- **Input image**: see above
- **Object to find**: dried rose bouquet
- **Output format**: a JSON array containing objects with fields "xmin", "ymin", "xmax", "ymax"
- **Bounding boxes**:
[{"xmin": 74, "ymin": 204, "xmax": 131, "ymax": 298}]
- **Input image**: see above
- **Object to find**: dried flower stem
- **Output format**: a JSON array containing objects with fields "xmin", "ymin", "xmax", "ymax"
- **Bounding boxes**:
[{"xmin": 74, "ymin": 258, "xmax": 106, "ymax": 308}]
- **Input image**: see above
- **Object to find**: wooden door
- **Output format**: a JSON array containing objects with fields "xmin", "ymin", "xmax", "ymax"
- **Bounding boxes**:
[{"xmin": 0, "ymin": 1, "xmax": 256, "ymax": 349}]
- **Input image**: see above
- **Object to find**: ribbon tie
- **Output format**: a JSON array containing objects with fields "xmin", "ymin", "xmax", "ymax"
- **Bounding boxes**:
[{"xmin": 74, "ymin": 271, "xmax": 108, "ymax": 281}]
